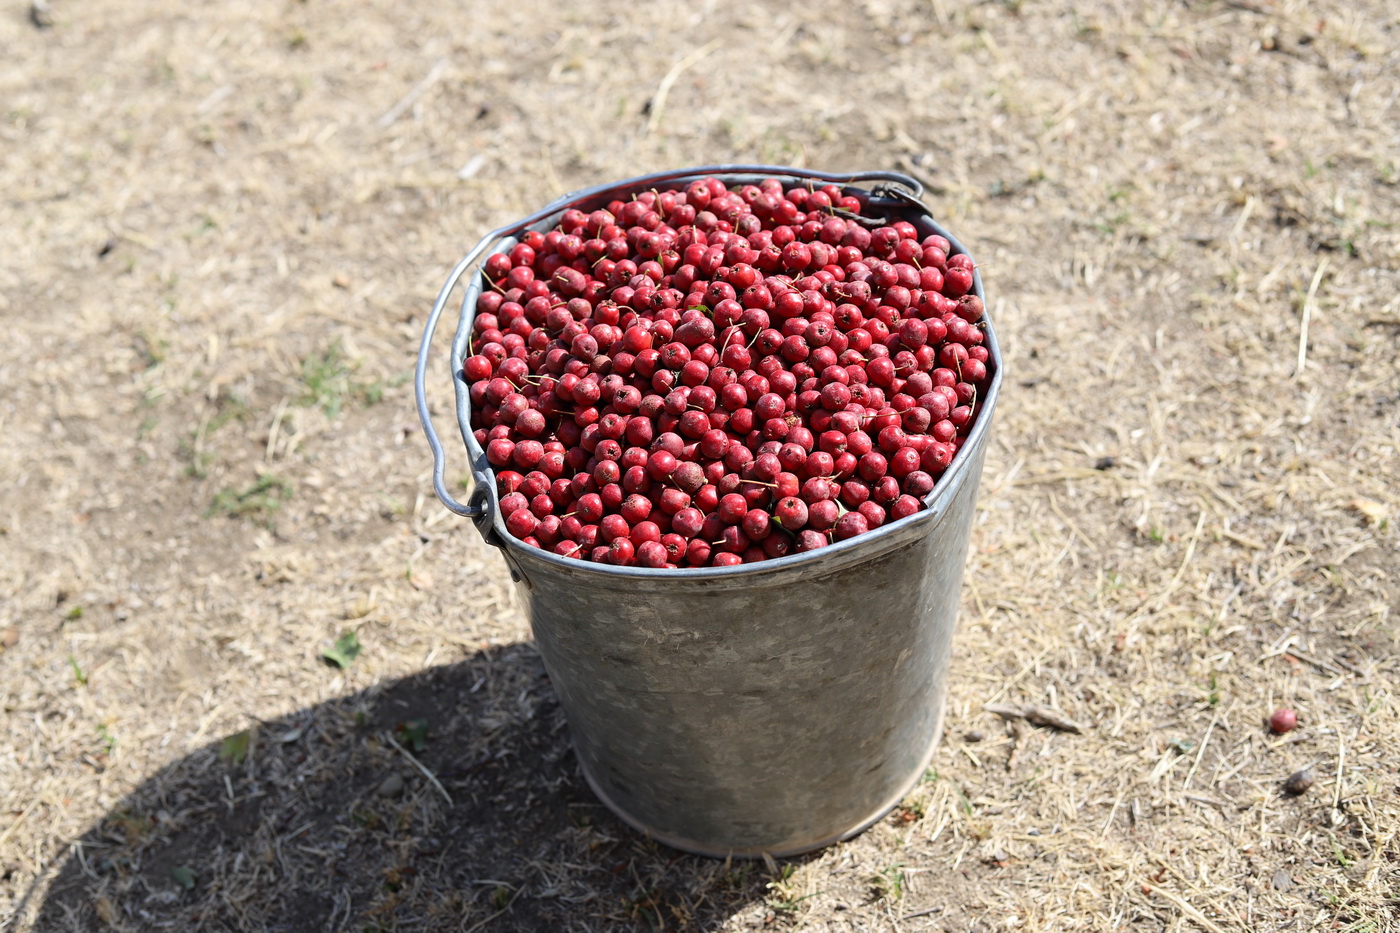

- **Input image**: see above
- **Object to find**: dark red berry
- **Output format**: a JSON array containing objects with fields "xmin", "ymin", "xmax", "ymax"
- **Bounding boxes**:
[{"xmin": 833, "ymin": 512, "xmax": 869, "ymax": 540}]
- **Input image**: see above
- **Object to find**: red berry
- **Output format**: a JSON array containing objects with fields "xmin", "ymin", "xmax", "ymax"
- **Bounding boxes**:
[
  {"xmin": 672, "ymin": 507, "xmax": 705, "ymax": 537},
  {"xmin": 620, "ymin": 494, "xmax": 652, "ymax": 524},
  {"xmin": 647, "ymin": 449, "xmax": 678, "ymax": 480},
  {"xmin": 636, "ymin": 540, "xmax": 669, "ymax": 568},
  {"xmin": 741, "ymin": 509, "xmax": 772, "ymax": 541},
  {"xmin": 857, "ymin": 501, "xmax": 886, "ymax": 528},
  {"xmin": 630, "ymin": 521, "xmax": 662, "ymax": 545},
  {"xmin": 1269, "ymin": 708, "xmax": 1298, "ymax": 734},
  {"xmin": 599, "ymin": 513, "xmax": 630, "ymax": 543},
  {"xmin": 463, "ymin": 355, "xmax": 493, "ymax": 381},
  {"xmin": 943, "ymin": 265, "xmax": 973, "ymax": 297},
  {"xmin": 774, "ymin": 496, "xmax": 808, "ymax": 530},
  {"xmin": 486, "ymin": 438, "xmax": 516, "ymax": 468},
  {"xmin": 607, "ymin": 537, "xmax": 636, "ymax": 565},
  {"xmin": 833, "ymin": 512, "xmax": 869, "ymax": 540},
  {"xmin": 890, "ymin": 495, "xmax": 921, "ymax": 520},
  {"xmin": 686, "ymin": 538, "xmax": 712, "ymax": 565},
  {"xmin": 807, "ymin": 499, "xmax": 839, "ymax": 531},
  {"xmin": 505, "ymin": 509, "xmax": 538, "ymax": 539}
]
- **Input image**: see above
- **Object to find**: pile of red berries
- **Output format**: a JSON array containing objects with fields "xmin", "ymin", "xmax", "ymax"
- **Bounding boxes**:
[{"xmin": 462, "ymin": 176, "xmax": 991, "ymax": 568}]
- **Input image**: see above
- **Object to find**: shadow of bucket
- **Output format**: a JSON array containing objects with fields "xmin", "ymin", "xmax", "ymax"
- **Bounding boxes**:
[{"xmin": 416, "ymin": 165, "xmax": 1004, "ymax": 858}]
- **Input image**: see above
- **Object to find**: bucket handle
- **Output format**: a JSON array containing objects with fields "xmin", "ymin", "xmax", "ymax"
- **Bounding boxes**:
[{"xmin": 414, "ymin": 240, "xmax": 504, "ymax": 519}]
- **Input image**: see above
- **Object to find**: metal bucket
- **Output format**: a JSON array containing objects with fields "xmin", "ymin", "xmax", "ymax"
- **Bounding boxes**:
[{"xmin": 416, "ymin": 165, "xmax": 1003, "ymax": 858}]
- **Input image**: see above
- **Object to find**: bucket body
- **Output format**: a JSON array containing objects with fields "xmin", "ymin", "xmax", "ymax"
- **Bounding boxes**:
[
  {"xmin": 504, "ymin": 441, "xmax": 987, "ymax": 856},
  {"xmin": 419, "ymin": 166, "xmax": 1003, "ymax": 857}
]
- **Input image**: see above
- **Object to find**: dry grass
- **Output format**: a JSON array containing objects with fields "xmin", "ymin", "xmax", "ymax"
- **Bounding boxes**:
[{"xmin": 3, "ymin": 0, "xmax": 1398, "ymax": 930}]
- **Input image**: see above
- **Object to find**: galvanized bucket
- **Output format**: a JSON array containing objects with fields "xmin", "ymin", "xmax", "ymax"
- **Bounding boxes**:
[{"xmin": 416, "ymin": 165, "xmax": 1003, "ymax": 858}]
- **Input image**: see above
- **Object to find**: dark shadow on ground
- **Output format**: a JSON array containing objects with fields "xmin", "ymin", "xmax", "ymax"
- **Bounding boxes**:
[{"xmin": 28, "ymin": 643, "xmax": 785, "ymax": 932}]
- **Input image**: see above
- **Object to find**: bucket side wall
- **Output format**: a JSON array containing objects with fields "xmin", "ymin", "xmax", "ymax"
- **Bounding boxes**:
[{"xmin": 513, "ymin": 441, "xmax": 988, "ymax": 855}]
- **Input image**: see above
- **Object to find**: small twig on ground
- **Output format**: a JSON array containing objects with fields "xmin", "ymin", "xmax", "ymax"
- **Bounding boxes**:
[
  {"xmin": 1329, "ymin": 654, "xmax": 1367, "ymax": 677},
  {"xmin": 0, "ymin": 796, "xmax": 41, "ymax": 849},
  {"xmin": 1294, "ymin": 256, "xmax": 1329, "ymax": 379},
  {"xmin": 463, "ymin": 883, "xmax": 525, "ymax": 933},
  {"xmin": 1280, "ymin": 646, "xmax": 1342, "ymax": 676},
  {"xmin": 900, "ymin": 905, "xmax": 944, "ymax": 921},
  {"xmin": 1100, "ymin": 786, "xmax": 1128, "ymax": 835},
  {"xmin": 385, "ymin": 733, "xmax": 453, "ymax": 806},
  {"xmin": 1182, "ymin": 710, "xmax": 1218, "ymax": 790},
  {"xmin": 1222, "ymin": 0, "xmax": 1275, "ymax": 14},
  {"xmin": 323, "ymin": 886, "xmax": 351, "ymax": 933},
  {"xmin": 1365, "ymin": 825, "xmax": 1398, "ymax": 889},
  {"xmin": 1006, "ymin": 717, "xmax": 1029, "ymax": 772},
  {"xmin": 1154, "ymin": 511, "xmax": 1206, "ymax": 613},
  {"xmin": 985, "ymin": 702, "xmax": 1087, "ymax": 734},
  {"xmin": 265, "ymin": 396, "xmax": 289, "ymax": 463},
  {"xmin": 1145, "ymin": 885, "xmax": 1233, "ymax": 933},
  {"xmin": 1331, "ymin": 735, "xmax": 1347, "ymax": 825},
  {"xmin": 1182, "ymin": 793, "xmax": 1239, "ymax": 811},
  {"xmin": 984, "ymin": 648, "xmax": 1052, "ymax": 706},
  {"xmin": 645, "ymin": 40, "xmax": 720, "ymax": 136},
  {"xmin": 377, "ymin": 57, "xmax": 448, "ymax": 128}
]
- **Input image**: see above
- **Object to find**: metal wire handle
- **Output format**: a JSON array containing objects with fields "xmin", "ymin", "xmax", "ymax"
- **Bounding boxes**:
[
  {"xmin": 415, "ymin": 165, "xmax": 926, "ymax": 519},
  {"xmin": 415, "ymin": 242, "xmax": 502, "ymax": 518}
]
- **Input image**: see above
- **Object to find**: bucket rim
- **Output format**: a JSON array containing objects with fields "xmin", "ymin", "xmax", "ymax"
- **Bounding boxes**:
[{"xmin": 438, "ymin": 164, "xmax": 1004, "ymax": 582}]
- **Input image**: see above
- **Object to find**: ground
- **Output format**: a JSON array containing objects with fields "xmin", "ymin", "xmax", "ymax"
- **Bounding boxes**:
[{"xmin": 2, "ymin": 0, "xmax": 1398, "ymax": 930}]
